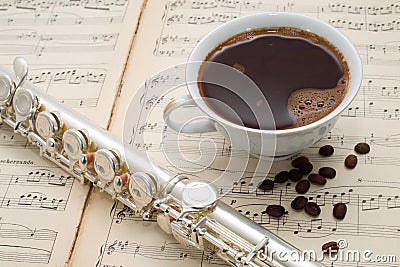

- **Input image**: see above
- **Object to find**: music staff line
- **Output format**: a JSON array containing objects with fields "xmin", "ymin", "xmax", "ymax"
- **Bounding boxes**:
[
  {"xmin": 0, "ymin": 246, "xmax": 52, "ymax": 264},
  {"xmin": 0, "ymin": 0, "xmax": 129, "ymax": 26},
  {"xmin": 0, "ymin": 140, "xmax": 35, "ymax": 149},
  {"xmin": 0, "ymin": 32, "xmax": 119, "ymax": 56},
  {"xmin": 169, "ymin": 0, "xmax": 400, "ymax": 18},
  {"xmin": 28, "ymin": 68, "xmax": 106, "ymax": 86},
  {"xmin": 0, "ymin": 193, "xmax": 67, "ymax": 211},
  {"xmin": 104, "ymin": 239, "xmax": 227, "ymax": 265},
  {"xmin": 0, "ymin": 171, "xmax": 73, "ymax": 187},
  {"xmin": 0, "ymin": 98, "xmax": 97, "ymax": 112},
  {"xmin": 58, "ymin": 98, "xmax": 99, "ymax": 108},
  {"xmin": 23, "ymin": 68, "xmax": 106, "ymax": 108},
  {"xmin": 0, "ymin": 222, "xmax": 57, "ymax": 241},
  {"xmin": 164, "ymin": 1, "xmax": 400, "ymax": 32},
  {"xmin": 1, "ymin": 12, "xmax": 125, "ymax": 27},
  {"xmin": 165, "ymin": 13, "xmax": 400, "ymax": 33},
  {"xmin": 0, "ymin": 0, "xmax": 128, "ymax": 11},
  {"xmin": 29, "ymin": 68, "xmax": 106, "ymax": 107}
]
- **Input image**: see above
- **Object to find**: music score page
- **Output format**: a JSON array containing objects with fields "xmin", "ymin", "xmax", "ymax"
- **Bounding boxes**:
[{"xmin": 74, "ymin": 0, "xmax": 400, "ymax": 266}]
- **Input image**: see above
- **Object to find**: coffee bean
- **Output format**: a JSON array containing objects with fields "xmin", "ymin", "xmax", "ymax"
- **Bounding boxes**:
[
  {"xmin": 333, "ymin": 203, "xmax": 347, "ymax": 219},
  {"xmin": 258, "ymin": 179, "xmax": 274, "ymax": 191},
  {"xmin": 308, "ymin": 173, "xmax": 327, "ymax": 185},
  {"xmin": 305, "ymin": 202, "xmax": 321, "ymax": 216},
  {"xmin": 291, "ymin": 156, "xmax": 309, "ymax": 168},
  {"xmin": 354, "ymin": 142, "xmax": 370, "ymax": 154},
  {"xmin": 274, "ymin": 171, "xmax": 290, "ymax": 183},
  {"xmin": 266, "ymin": 204, "xmax": 285, "ymax": 218},
  {"xmin": 345, "ymin": 154, "xmax": 357, "ymax": 169},
  {"xmin": 319, "ymin": 145, "xmax": 334, "ymax": 156},
  {"xmin": 289, "ymin": 169, "xmax": 303, "ymax": 182},
  {"xmin": 291, "ymin": 196, "xmax": 308, "ymax": 210},
  {"xmin": 318, "ymin": 167, "xmax": 336, "ymax": 179},
  {"xmin": 298, "ymin": 162, "xmax": 313, "ymax": 174},
  {"xmin": 295, "ymin": 180, "xmax": 310, "ymax": 194},
  {"xmin": 322, "ymin": 241, "xmax": 339, "ymax": 253}
]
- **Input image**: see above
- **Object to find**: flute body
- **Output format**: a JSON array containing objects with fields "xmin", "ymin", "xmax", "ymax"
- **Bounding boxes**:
[{"xmin": 0, "ymin": 59, "xmax": 322, "ymax": 267}]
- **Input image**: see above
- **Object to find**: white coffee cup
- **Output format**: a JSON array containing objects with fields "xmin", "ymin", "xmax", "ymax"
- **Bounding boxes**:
[{"xmin": 163, "ymin": 12, "xmax": 362, "ymax": 159}]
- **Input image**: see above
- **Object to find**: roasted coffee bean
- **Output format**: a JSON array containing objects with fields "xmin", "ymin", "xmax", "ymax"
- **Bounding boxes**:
[
  {"xmin": 266, "ymin": 204, "xmax": 285, "ymax": 218},
  {"xmin": 318, "ymin": 167, "xmax": 336, "ymax": 179},
  {"xmin": 258, "ymin": 179, "xmax": 274, "ymax": 191},
  {"xmin": 322, "ymin": 241, "xmax": 339, "ymax": 253},
  {"xmin": 319, "ymin": 145, "xmax": 334, "ymax": 156},
  {"xmin": 308, "ymin": 173, "xmax": 327, "ymax": 185},
  {"xmin": 354, "ymin": 142, "xmax": 370, "ymax": 154},
  {"xmin": 298, "ymin": 161, "xmax": 313, "ymax": 174},
  {"xmin": 305, "ymin": 202, "xmax": 321, "ymax": 216},
  {"xmin": 345, "ymin": 154, "xmax": 358, "ymax": 169},
  {"xmin": 274, "ymin": 171, "xmax": 291, "ymax": 183},
  {"xmin": 289, "ymin": 169, "xmax": 303, "ymax": 182},
  {"xmin": 291, "ymin": 196, "xmax": 308, "ymax": 210},
  {"xmin": 295, "ymin": 180, "xmax": 311, "ymax": 194},
  {"xmin": 333, "ymin": 203, "xmax": 347, "ymax": 219},
  {"xmin": 291, "ymin": 156, "xmax": 309, "ymax": 168}
]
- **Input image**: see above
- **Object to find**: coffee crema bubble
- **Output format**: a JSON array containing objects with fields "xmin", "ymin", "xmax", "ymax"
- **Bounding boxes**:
[{"xmin": 198, "ymin": 27, "xmax": 350, "ymax": 130}]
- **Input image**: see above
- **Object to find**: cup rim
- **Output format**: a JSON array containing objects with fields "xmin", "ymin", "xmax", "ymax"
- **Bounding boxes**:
[{"xmin": 186, "ymin": 12, "xmax": 363, "ymax": 135}]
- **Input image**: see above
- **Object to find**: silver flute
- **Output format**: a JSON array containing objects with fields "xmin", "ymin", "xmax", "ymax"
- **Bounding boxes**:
[{"xmin": 0, "ymin": 58, "xmax": 323, "ymax": 267}]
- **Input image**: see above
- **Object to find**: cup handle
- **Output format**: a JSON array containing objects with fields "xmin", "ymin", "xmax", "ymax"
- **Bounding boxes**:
[{"xmin": 163, "ymin": 95, "xmax": 217, "ymax": 133}]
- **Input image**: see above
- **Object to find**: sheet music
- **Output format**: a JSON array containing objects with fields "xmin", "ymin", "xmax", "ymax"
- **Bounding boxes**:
[
  {"xmin": 0, "ymin": 0, "xmax": 144, "ymax": 127},
  {"xmin": 73, "ymin": 0, "xmax": 400, "ymax": 266},
  {"xmin": 0, "ymin": 0, "xmax": 145, "ymax": 266}
]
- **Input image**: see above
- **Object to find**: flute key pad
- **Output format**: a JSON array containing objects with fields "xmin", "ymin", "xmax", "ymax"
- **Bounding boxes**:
[
  {"xmin": 35, "ymin": 111, "xmax": 60, "ymax": 139},
  {"xmin": 0, "ymin": 74, "xmax": 14, "ymax": 105},
  {"xmin": 94, "ymin": 149, "xmax": 120, "ymax": 182},
  {"xmin": 63, "ymin": 129, "xmax": 87, "ymax": 160}
]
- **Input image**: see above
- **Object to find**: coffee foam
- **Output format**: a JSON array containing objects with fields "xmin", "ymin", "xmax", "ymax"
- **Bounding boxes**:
[{"xmin": 288, "ymin": 76, "xmax": 349, "ymax": 128}]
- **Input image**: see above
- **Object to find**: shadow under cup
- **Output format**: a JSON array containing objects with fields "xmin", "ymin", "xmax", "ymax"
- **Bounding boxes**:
[{"xmin": 185, "ymin": 13, "xmax": 362, "ymax": 158}]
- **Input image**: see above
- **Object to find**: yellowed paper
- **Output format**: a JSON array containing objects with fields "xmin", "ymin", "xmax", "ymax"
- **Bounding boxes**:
[
  {"xmin": 76, "ymin": 0, "xmax": 400, "ymax": 266},
  {"xmin": 0, "ymin": 0, "xmax": 144, "ymax": 266}
]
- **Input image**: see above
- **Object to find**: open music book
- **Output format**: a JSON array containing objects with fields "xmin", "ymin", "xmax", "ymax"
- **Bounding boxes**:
[{"xmin": 0, "ymin": 1, "xmax": 399, "ymax": 266}]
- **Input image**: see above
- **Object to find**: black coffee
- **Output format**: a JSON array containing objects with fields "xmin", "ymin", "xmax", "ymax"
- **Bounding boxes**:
[{"xmin": 198, "ymin": 27, "xmax": 349, "ymax": 130}]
